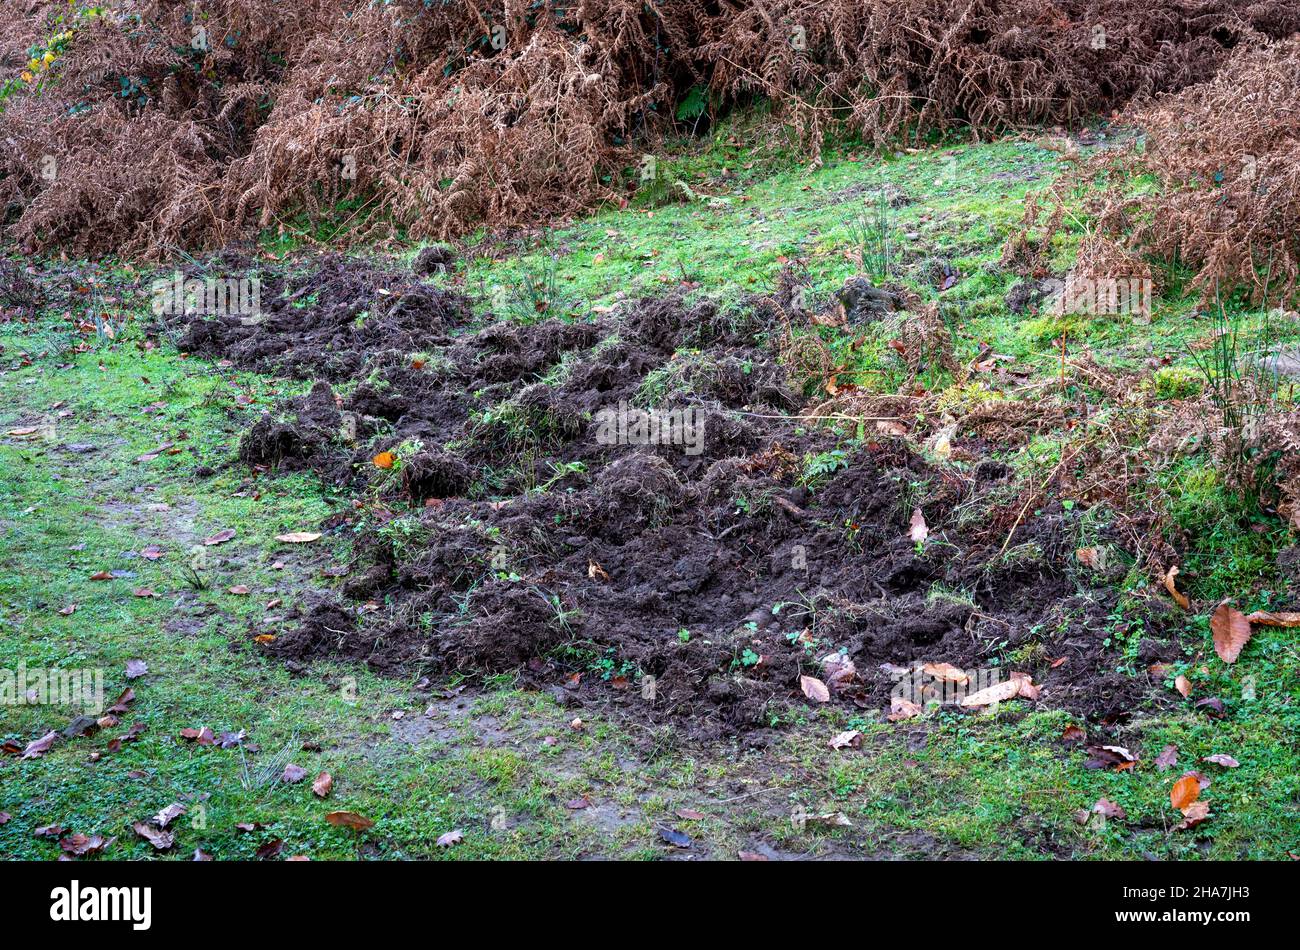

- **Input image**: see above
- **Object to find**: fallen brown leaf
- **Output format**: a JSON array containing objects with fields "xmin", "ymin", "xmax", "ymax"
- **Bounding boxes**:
[
  {"xmin": 1202, "ymin": 754, "xmax": 1240, "ymax": 768},
  {"xmin": 132, "ymin": 822, "xmax": 174, "ymax": 850},
  {"xmin": 961, "ymin": 677, "xmax": 1022, "ymax": 707},
  {"xmin": 436, "ymin": 829, "xmax": 463, "ymax": 848},
  {"xmin": 325, "ymin": 811, "xmax": 374, "ymax": 831},
  {"xmin": 1092, "ymin": 798, "xmax": 1126, "ymax": 819},
  {"xmin": 887, "ymin": 696, "xmax": 922, "ymax": 721},
  {"xmin": 1243, "ymin": 610, "xmax": 1300, "ymax": 627},
  {"xmin": 1175, "ymin": 800, "xmax": 1211, "ymax": 830},
  {"xmin": 1163, "ymin": 565, "xmax": 1190, "ymax": 610},
  {"xmin": 1155, "ymin": 744, "xmax": 1178, "ymax": 771},
  {"xmin": 799, "ymin": 674, "xmax": 830, "ymax": 704},
  {"xmin": 312, "ymin": 772, "xmax": 333, "ymax": 798},
  {"xmin": 59, "ymin": 833, "xmax": 110, "ymax": 857},
  {"xmin": 909, "ymin": 508, "xmax": 928, "ymax": 543},
  {"xmin": 1211, "ymin": 602, "xmax": 1252, "ymax": 663},
  {"xmin": 828, "ymin": 730, "xmax": 862, "ymax": 750},
  {"xmin": 922, "ymin": 662, "xmax": 969, "ymax": 684},
  {"xmin": 20, "ymin": 731, "xmax": 57, "ymax": 760},
  {"xmin": 153, "ymin": 803, "xmax": 186, "ymax": 828}
]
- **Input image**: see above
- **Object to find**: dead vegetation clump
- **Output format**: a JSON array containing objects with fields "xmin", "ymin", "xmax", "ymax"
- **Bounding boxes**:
[
  {"xmin": 3, "ymin": 1, "xmax": 1299, "ymax": 255},
  {"xmin": 701, "ymin": 0, "xmax": 1299, "ymax": 157},
  {"xmin": 1087, "ymin": 38, "xmax": 1300, "ymax": 304}
]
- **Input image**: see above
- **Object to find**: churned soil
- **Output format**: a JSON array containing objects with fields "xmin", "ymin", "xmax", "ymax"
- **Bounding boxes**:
[{"xmin": 181, "ymin": 254, "xmax": 1181, "ymax": 735}]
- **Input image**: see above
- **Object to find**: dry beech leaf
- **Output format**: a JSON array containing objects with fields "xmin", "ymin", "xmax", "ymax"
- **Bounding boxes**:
[
  {"xmin": 1163, "ymin": 565, "xmax": 1190, "ymax": 610},
  {"xmin": 325, "ymin": 811, "xmax": 374, "ymax": 831},
  {"xmin": 1176, "ymin": 800, "xmax": 1211, "ymax": 830},
  {"xmin": 1243, "ymin": 610, "xmax": 1300, "ymax": 627},
  {"xmin": 887, "ymin": 696, "xmax": 922, "ymax": 721},
  {"xmin": 1211, "ymin": 602, "xmax": 1252, "ymax": 663},
  {"xmin": 1010, "ymin": 671, "xmax": 1040, "ymax": 700},
  {"xmin": 312, "ymin": 772, "xmax": 334, "ymax": 798},
  {"xmin": 961, "ymin": 678, "xmax": 1021, "ymax": 707},
  {"xmin": 1155, "ymin": 744, "xmax": 1179, "ymax": 771},
  {"xmin": 21, "ymin": 730, "xmax": 58, "ymax": 759},
  {"xmin": 1092, "ymin": 798, "xmax": 1126, "ymax": 819},
  {"xmin": 436, "ymin": 829, "xmax": 463, "ymax": 848},
  {"xmin": 275, "ymin": 531, "xmax": 321, "ymax": 544},
  {"xmin": 1170, "ymin": 774, "xmax": 1201, "ymax": 810},
  {"xmin": 203, "ymin": 528, "xmax": 235, "ymax": 546},
  {"xmin": 922, "ymin": 662, "xmax": 968, "ymax": 684},
  {"xmin": 1202, "ymin": 754, "xmax": 1240, "ymax": 768},
  {"xmin": 799, "ymin": 675, "xmax": 830, "ymax": 704},
  {"xmin": 908, "ymin": 508, "xmax": 928, "ymax": 543},
  {"xmin": 1174, "ymin": 674, "xmax": 1192, "ymax": 698},
  {"xmin": 60, "ymin": 833, "xmax": 110, "ymax": 857},
  {"xmin": 153, "ymin": 803, "xmax": 186, "ymax": 829},
  {"xmin": 132, "ymin": 822, "xmax": 174, "ymax": 850},
  {"xmin": 828, "ymin": 730, "xmax": 862, "ymax": 750},
  {"xmin": 961, "ymin": 673, "xmax": 1036, "ymax": 708}
]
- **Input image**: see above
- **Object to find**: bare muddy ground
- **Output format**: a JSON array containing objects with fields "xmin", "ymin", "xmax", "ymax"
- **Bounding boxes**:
[{"xmin": 175, "ymin": 253, "xmax": 1185, "ymax": 737}]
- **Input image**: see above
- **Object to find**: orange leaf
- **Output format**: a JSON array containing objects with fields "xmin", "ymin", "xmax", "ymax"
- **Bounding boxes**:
[
  {"xmin": 372, "ymin": 451, "xmax": 395, "ymax": 469},
  {"xmin": 1170, "ymin": 774, "xmax": 1200, "ymax": 810},
  {"xmin": 922, "ymin": 662, "xmax": 968, "ymax": 684},
  {"xmin": 325, "ymin": 811, "xmax": 374, "ymax": 831},
  {"xmin": 1163, "ymin": 566, "xmax": 1189, "ymax": 610},
  {"xmin": 1243, "ymin": 610, "xmax": 1300, "ymax": 627}
]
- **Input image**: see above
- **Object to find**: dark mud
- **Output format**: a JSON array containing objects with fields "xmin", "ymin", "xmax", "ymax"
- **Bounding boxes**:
[{"xmin": 183, "ymin": 255, "xmax": 1178, "ymax": 735}]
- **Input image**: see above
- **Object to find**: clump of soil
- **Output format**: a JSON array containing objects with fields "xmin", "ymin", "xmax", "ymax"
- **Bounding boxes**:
[
  {"xmin": 413, "ymin": 245, "xmax": 457, "ymax": 275},
  {"xmin": 178, "ymin": 253, "xmax": 471, "ymax": 381},
  {"xmin": 187, "ymin": 256, "xmax": 1177, "ymax": 733}
]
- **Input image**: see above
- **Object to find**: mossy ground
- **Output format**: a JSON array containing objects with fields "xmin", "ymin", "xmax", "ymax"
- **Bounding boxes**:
[{"xmin": 3, "ymin": 123, "xmax": 1297, "ymax": 860}]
